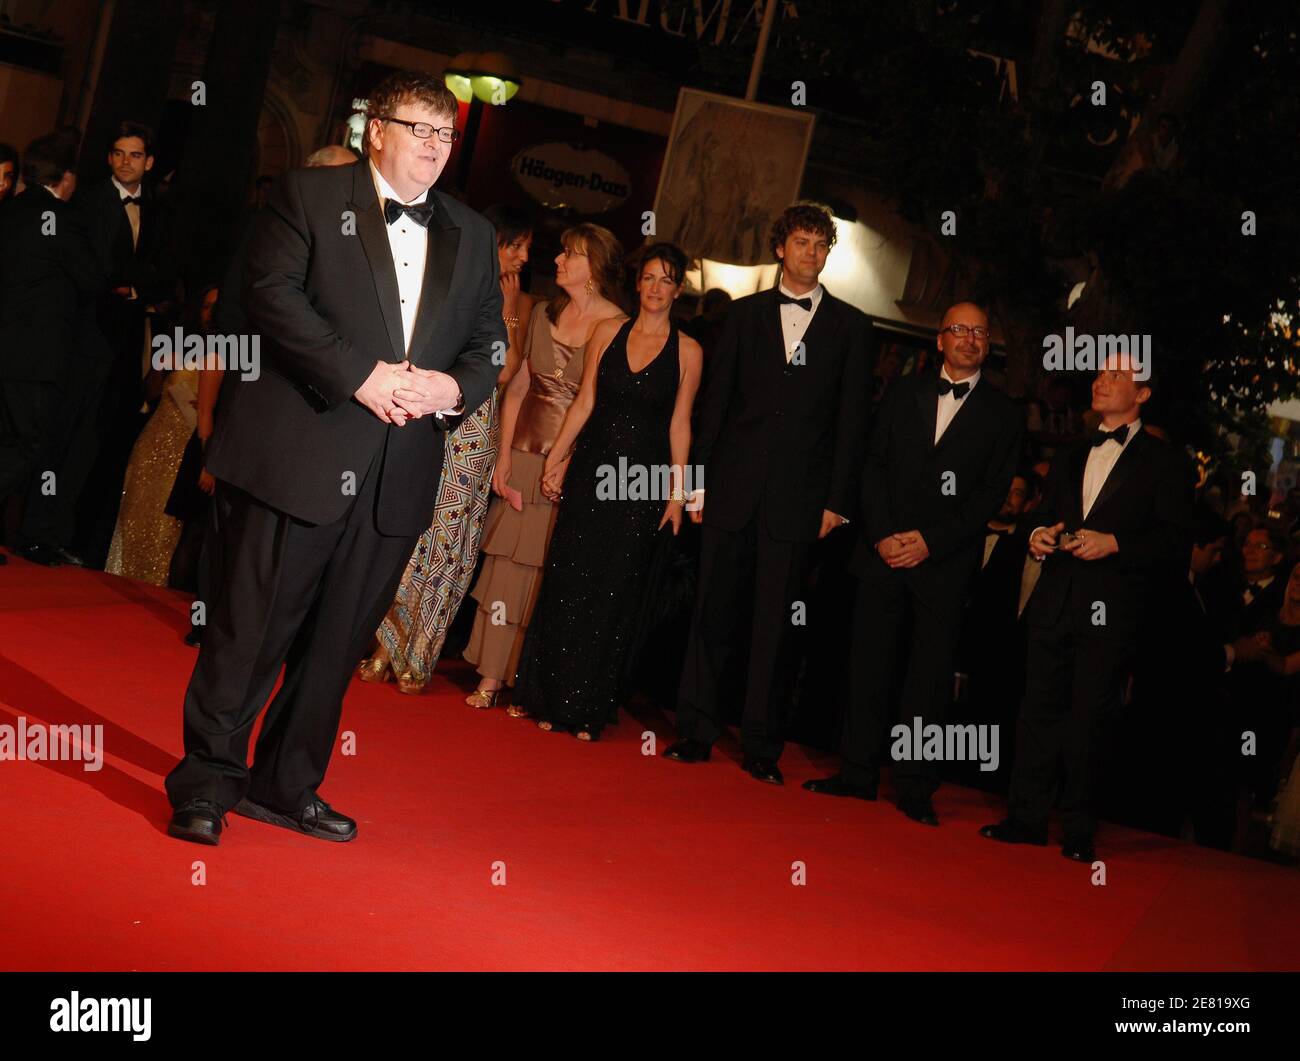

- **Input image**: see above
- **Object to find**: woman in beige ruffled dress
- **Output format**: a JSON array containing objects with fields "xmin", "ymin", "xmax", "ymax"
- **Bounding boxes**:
[{"xmin": 462, "ymin": 223, "xmax": 626, "ymax": 710}]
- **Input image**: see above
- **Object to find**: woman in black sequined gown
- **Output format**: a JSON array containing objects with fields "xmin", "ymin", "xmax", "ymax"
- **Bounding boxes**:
[{"xmin": 514, "ymin": 245, "xmax": 703, "ymax": 739}]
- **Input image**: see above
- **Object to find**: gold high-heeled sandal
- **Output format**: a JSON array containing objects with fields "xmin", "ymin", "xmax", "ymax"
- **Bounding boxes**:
[
  {"xmin": 465, "ymin": 688, "xmax": 500, "ymax": 709},
  {"xmin": 505, "ymin": 703, "xmax": 529, "ymax": 718},
  {"xmin": 397, "ymin": 671, "xmax": 427, "ymax": 695},
  {"xmin": 357, "ymin": 658, "xmax": 391, "ymax": 683}
]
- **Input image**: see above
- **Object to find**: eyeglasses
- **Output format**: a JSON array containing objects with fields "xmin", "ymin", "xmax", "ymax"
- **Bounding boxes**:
[
  {"xmin": 943, "ymin": 323, "xmax": 990, "ymax": 340},
  {"xmin": 379, "ymin": 117, "xmax": 459, "ymax": 143}
]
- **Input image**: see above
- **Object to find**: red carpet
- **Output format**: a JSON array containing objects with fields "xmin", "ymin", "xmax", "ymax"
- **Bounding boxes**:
[{"xmin": 1, "ymin": 550, "xmax": 1297, "ymax": 971}]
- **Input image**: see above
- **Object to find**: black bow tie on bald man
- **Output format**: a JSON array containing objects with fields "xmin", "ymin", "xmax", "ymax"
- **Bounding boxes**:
[
  {"xmin": 384, "ymin": 198, "xmax": 434, "ymax": 227},
  {"xmin": 936, "ymin": 377, "xmax": 970, "ymax": 399}
]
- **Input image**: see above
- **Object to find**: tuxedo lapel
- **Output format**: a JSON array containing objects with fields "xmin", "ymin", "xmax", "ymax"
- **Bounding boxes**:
[
  {"xmin": 933, "ymin": 377, "xmax": 984, "ymax": 452},
  {"xmin": 406, "ymin": 192, "xmax": 461, "ymax": 369},
  {"xmin": 349, "ymin": 162, "xmax": 406, "ymax": 364},
  {"xmin": 915, "ymin": 375, "xmax": 939, "ymax": 449},
  {"xmin": 760, "ymin": 288, "xmax": 785, "ymax": 369},
  {"xmin": 1088, "ymin": 427, "xmax": 1148, "ymax": 520},
  {"xmin": 798, "ymin": 291, "xmax": 842, "ymax": 368},
  {"xmin": 1067, "ymin": 443, "xmax": 1090, "ymax": 526}
]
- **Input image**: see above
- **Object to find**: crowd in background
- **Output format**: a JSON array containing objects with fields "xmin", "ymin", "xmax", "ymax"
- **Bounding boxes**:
[{"xmin": 2, "ymin": 114, "xmax": 1297, "ymax": 865}]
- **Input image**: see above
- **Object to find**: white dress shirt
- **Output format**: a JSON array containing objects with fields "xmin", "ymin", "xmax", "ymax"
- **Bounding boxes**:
[
  {"xmin": 778, "ymin": 281, "xmax": 823, "ymax": 363},
  {"xmin": 370, "ymin": 162, "xmax": 428, "ymax": 355},
  {"xmin": 934, "ymin": 367, "xmax": 980, "ymax": 444},
  {"xmin": 370, "ymin": 163, "xmax": 459, "ymax": 415},
  {"xmin": 1082, "ymin": 418, "xmax": 1141, "ymax": 518}
]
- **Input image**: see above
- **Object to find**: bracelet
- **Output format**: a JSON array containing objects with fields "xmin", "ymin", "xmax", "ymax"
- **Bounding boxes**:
[
  {"xmin": 503, "ymin": 315, "xmax": 520, "ymax": 327},
  {"xmin": 668, "ymin": 491, "xmax": 687, "ymax": 503}
]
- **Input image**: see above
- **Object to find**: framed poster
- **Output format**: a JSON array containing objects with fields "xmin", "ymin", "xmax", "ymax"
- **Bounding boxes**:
[{"xmin": 652, "ymin": 88, "xmax": 816, "ymax": 267}]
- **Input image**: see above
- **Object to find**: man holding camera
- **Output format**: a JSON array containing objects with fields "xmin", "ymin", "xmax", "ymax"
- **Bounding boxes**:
[{"xmin": 981, "ymin": 352, "xmax": 1193, "ymax": 861}]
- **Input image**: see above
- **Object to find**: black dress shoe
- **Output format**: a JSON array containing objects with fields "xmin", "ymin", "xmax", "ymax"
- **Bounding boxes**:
[
  {"xmin": 743, "ymin": 757, "xmax": 783, "ymax": 785},
  {"xmin": 168, "ymin": 799, "xmax": 226, "ymax": 845},
  {"xmin": 51, "ymin": 546, "xmax": 87, "ymax": 566},
  {"xmin": 233, "ymin": 796, "xmax": 357, "ymax": 842},
  {"xmin": 17, "ymin": 543, "xmax": 62, "ymax": 567},
  {"xmin": 979, "ymin": 818, "xmax": 1048, "ymax": 846},
  {"xmin": 802, "ymin": 774, "xmax": 877, "ymax": 801},
  {"xmin": 663, "ymin": 738, "xmax": 711, "ymax": 763},
  {"xmin": 898, "ymin": 796, "xmax": 939, "ymax": 826},
  {"xmin": 1061, "ymin": 834, "xmax": 1096, "ymax": 862},
  {"xmin": 183, "ymin": 626, "xmax": 202, "ymax": 647}
]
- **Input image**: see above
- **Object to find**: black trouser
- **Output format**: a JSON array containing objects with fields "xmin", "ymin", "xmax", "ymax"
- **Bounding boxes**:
[
  {"xmin": 841, "ymin": 571, "xmax": 962, "ymax": 801},
  {"xmin": 1007, "ymin": 622, "xmax": 1131, "ymax": 839},
  {"xmin": 165, "ymin": 453, "xmax": 418, "ymax": 814},
  {"xmin": 676, "ymin": 504, "xmax": 812, "ymax": 761},
  {"xmin": 0, "ymin": 378, "xmax": 59, "ymax": 504},
  {"xmin": 20, "ymin": 355, "xmax": 113, "ymax": 549}
]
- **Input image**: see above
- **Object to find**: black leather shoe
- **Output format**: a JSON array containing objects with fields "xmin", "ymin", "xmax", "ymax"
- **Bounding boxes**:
[
  {"xmin": 1061, "ymin": 834, "xmax": 1096, "ymax": 862},
  {"xmin": 898, "ymin": 796, "xmax": 939, "ymax": 826},
  {"xmin": 168, "ymin": 799, "xmax": 225, "ymax": 845},
  {"xmin": 979, "ymin": 818, "xmax": 1048, "ymax": 845},
  {"xmin": 743, "ymin": 757, "xmax": 784, "ymax": 785},
  {"xmin": 234, "ymin": 796, "xmax": 357, "ymax": 842},
  {"xmin": 51, "ymin": 546, "xmax": 87, "ymax": 567},
  {"xmin": 802, "ymin": 774, "xmax": 877, "ymax": 801},
  {"xmin": 17, "ymin": 543, "xmax": 62, "ymax": 567},
  {"xmin": 663, "ymin": 738, "xmax": 711, "ymax": 763},
  {"xmin": 183, "ymin": 625, "xmax": 202, "ymax": 647}
]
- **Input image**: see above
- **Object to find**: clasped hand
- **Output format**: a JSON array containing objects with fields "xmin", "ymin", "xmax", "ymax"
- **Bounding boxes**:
[
  {"xmin": 877, "ymin": 530, "xmax": 929, "ymax": 568},
  {"xmin": 354, "ymin": 360, "xmax": 460, "ymax": 426}
]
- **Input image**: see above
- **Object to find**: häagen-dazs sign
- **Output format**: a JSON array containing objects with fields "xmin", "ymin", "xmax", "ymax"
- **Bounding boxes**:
[{"xmin": 511, "ymin": 143, "xmax": 631, "ymax": 214}]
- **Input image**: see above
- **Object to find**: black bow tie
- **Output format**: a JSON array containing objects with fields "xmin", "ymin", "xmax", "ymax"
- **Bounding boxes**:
[
  {"xmin": 121, "ymin": 195, "xmax": 140, "ymax": 205},
  {"xmin": 384, "ymin": 199, "xmax": 434, "ymax": 227},
  {"xmin": 1245, "ymin": 582, "xmax": 1263, "ymax": 596},
  {"xmin": 1091, "ymin": 424, "xmax": 1129, "ymax": 447},
  {"xmin": 936, "ymin": 377, "xmax": 970, "ymax": 399},
  {"xmin": 778, "ymin": 292, "xmax": 812, "ymax": 311}
]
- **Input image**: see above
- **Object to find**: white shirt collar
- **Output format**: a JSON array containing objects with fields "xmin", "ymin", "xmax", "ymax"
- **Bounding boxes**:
[
  {"xmin": 370, "ymin": 161, "xmax": 429, "ymax": 207},
  {"xmin": 42, "ymin": 184, "xmax": 64, "ymax": 201},
  {"xmin": 111, "ymin": 176, "xmax": 140, "ymax": 201}
]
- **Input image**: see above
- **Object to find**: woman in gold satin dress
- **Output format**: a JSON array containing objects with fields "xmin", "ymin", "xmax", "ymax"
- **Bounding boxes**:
[
  {"xmin": 106, "ymin": 286, "xmax": 220, "ymax": 585},
  {"xmin": 462, "ymin": 223, "xmax": 626, "ymax": 710},
  {"xmin": 356, "ymin": 207, "xmax": 536, "ymax": 693}
]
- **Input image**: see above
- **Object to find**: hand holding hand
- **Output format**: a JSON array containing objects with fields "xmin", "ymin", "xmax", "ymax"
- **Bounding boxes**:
[
  {"xmin": 392, "ymin": 366, "xmax": 461, "ymax": 419},
  {"xmin": 889, "ymin": 530, "xmax": 930, "ymax": 568},
  {"xmin": 354, "ymin": 360, "xmax": 412, "ymax": 425}
]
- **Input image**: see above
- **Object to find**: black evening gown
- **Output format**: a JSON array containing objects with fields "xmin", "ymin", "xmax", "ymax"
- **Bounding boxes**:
[{"xmin": 515, "ymin": 319, "xmax": 681, "ymax": 736}]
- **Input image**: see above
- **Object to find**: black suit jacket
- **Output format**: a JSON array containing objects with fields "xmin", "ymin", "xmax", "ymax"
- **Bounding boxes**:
[
  {"xmin": 77, "ymin": 179, "xmax": 173, "ymax": 303},
  {"xmin": 850, "ymin": 372, "xmax": 1024, "ymax": 608},
  {"xmin": 205, "ymin": 160, "xmax": 503, "ymax": 535},
  {"xmin": 690, "ymin": 286, "xmax": 871, "ymax": 542},
  {"xmin": 0, "ymin": 187, "xmax": 104, "ymax": 382},
  {"xmin": 1027, "ymin": 428, "xmax": 1194, "ymax": 639}
]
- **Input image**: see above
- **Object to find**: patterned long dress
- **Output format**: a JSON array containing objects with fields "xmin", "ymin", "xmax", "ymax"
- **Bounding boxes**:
[{"xmin": 370, "ymin": 388, "xmax": 500, "ymax": 685}]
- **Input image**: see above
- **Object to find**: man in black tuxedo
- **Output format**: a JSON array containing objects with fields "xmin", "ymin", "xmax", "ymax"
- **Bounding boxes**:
[
  {"xmin": 165, "ymin": 71, "xmax": 503, "ymax": 845},
  {"xmin": 664, "ymin": 202, "xmax": 870, "ymax": 784},
  {"xmin": 982, "ymin": 354, "xmax": 1194, "ymax": 861},
  {"xmin": 40, "ymin": 121, "xmax": 176, "ymax": 568},
  {"xmin": 805, "ymin": 302, "xmax": 1023, "ymax": 824},
  {"xmin": 0, "ymin": 134, "xmax": 103, "ymax": 538}
]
